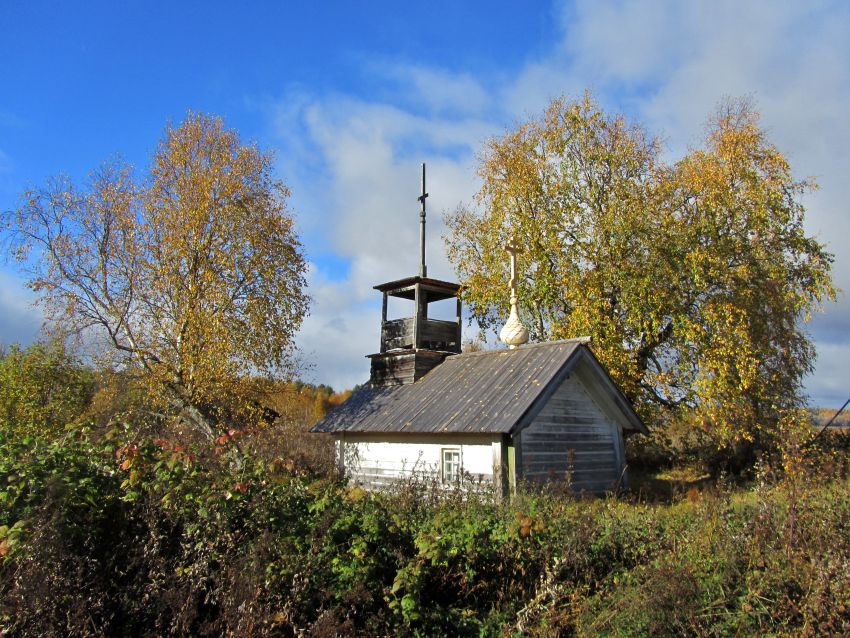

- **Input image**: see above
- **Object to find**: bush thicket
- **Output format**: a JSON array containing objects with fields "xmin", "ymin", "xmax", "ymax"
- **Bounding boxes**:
[
  {"xmin": 3, "ymin": 340, "xmax": 850, "ymax": 636},
  {"xmin": 2, "ymin": 428, "xmax": 850, "ymax": 637}
]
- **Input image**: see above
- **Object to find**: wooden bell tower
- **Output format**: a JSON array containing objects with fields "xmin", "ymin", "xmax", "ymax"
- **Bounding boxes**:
[{"xmin": 368, "ymin": 164, "xmax": 462, "ymax": 386}]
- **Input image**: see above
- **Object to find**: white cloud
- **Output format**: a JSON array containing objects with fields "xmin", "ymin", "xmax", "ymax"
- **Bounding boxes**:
[
  {"xmin": 295, "ymin": 262, "xmax": 378, "ymax": 390},
  {"xmin": 274, "ymin": 91, "xmax": 487, "ymax": 390},
  {"xmin": 563, "ymin": 1, "xmax": 690, "ymax": 84},
  {"xmin": 551, "ymin": 0, "xmax": 850, "ymax": 405},
  {"xmin": 383, "ymin": 64, "xmax": 492, "ymax": 116},
  {"xmin": 408, "ymin": 68, "xmax": 489, "ymax": 115},
  {"xmin": 0, "ymin": 270, "xmax": 43, "ymax": 346},
  {"xmin": 805, "ymin": 339, "xmax": 850, "ymax": 408},
  {"xmin": 273, "ymin": 1, "xmax": 850, "ymax": 403}
]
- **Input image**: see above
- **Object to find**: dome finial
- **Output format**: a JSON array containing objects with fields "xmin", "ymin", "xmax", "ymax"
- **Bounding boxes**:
[{"xmin": 499, "ymin": 234, "xmax": 528, "ymax": 349}]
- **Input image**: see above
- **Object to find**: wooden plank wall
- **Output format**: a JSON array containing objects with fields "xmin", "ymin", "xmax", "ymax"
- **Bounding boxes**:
[
  {"xmin": 519, "ymin": 375, "xmax": 623, "ymax": 493},
  {"xmin": 381, "ymin": 318, "xmax": 415, "ymax": 350},
  {"xmin": 370, "ymin": 352, "xmax": 417, "ymax": 385},
  {"xmin": 419, "ymin": 319, "xmax": 460, "ymax": 351},
  {"xmin": 369, "ymin": 351, "xmax": 450, "ymax": 386}
]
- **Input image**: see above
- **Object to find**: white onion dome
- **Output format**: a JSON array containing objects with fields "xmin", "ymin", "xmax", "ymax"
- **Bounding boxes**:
[{"xmin": 500, "ymin": 293, "xmax": 528, "ymax": 349}]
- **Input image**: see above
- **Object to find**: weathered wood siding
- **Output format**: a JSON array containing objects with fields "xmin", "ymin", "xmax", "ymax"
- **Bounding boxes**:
[
  {"xmin": 369, "ymin": 351, "xmax": 450, "ymax": 386},
  {"xmin": 339, "ymin": 433, "xmax": 497, "ymax": 490},
  {"xmin": 518, "ymin": 373, "xmax": 625, "ymax": 493},
  {"xmin": 381, "ymin": 318, "xmax": 460, "ymax": 352}
]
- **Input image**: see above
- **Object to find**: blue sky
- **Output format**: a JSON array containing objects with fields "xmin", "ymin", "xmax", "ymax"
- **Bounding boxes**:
[{"xmin": 2, "ymin": 1, "xmax": 849, "ymax": 407}]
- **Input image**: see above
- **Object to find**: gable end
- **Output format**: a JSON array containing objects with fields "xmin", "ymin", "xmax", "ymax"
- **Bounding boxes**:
[{"xmin": 510, "ymin": 346, "xmax": 647, "ymax": 437}]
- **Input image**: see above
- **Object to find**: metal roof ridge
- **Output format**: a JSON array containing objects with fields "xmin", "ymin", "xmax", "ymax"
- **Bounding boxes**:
[{"xmin": 448, "ymin": 337, "xmax": 590, "ymax": 360}]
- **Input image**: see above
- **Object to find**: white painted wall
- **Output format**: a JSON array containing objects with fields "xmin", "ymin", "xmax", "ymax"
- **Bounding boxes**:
[{"xmin": 338, "ymin": 433, "xmax": 498, "ymax": 489}]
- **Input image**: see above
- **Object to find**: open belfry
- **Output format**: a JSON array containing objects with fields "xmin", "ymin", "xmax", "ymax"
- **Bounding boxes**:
[{"xmin": 367, "ymin": 163, "xmax": 463, "ymax": 386}]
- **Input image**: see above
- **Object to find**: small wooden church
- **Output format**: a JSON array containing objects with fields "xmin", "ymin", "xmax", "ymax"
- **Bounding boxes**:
[{"xmin": 312, "ymin": 165, "xmax": 646, "ymax": 495}]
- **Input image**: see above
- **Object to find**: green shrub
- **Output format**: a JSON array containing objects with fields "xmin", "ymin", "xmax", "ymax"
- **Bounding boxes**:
[
  {"xmin": 4, "ymin": 427, "xmax": 850, "ymax": 637},
  {"xmin": 0, "ymin": 341, "xmax": 95, "ymax": 441}
]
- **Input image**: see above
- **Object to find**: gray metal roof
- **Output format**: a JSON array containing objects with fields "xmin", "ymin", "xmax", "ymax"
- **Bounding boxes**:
[{"xmin": 311, "ymin": 339, "xmax": 645, "ymax": 435}]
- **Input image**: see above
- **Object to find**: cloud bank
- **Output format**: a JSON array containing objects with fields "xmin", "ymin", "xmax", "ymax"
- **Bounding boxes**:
[{"xmin": 279, "ymin": 0, "xmax": 850, "ymax": 406}]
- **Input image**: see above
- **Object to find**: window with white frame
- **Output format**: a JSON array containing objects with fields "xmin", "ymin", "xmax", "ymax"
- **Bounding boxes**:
[{"xmin": 441, "ymin": 448, "xmax": 461, "ymax": 484}]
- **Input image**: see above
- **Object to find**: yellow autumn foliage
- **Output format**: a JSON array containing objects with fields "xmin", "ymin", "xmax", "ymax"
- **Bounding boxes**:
[
  {"xmin": 445, "ymin": 94, "xmax": 835, "ymax": 445},
  {"xmin": 10, "ymin": 112, "xmax": 310, "ymax": 439}
]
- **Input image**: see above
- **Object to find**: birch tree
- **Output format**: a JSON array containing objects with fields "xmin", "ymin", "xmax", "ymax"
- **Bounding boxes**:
[
  {"xmin": 445, "ymin": 95, "xmax": 835, "ymax": 444},
  {"xmin": 8, "ymin": 113, "xmax": 310, "ymax": 438}
]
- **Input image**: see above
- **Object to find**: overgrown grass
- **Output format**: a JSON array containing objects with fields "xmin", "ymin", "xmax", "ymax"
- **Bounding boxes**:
[{"xmin": 2, "ymin": 431, "xmax": 850, "ymax": 636}]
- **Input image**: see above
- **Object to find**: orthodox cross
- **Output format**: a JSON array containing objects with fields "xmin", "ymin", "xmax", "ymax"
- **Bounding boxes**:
[
  {"xmin": 418, "ymin": 162, "xmax": 428, "ymax": 277},
  {"xmin": 499, "ymin": 234, "xmax": 529, "ymax": 348},
  {"xmin": 505, "ymin": 235, "xmax": 522, "ymax": 301}
]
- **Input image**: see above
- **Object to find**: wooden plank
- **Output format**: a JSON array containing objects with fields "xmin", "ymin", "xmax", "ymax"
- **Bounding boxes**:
[
  {"xmin": 533, "ymin": 418, "xmax": 605, "ymax": 427},
  {"xmin": 522, "ymin": 438, "xmax": 613, "ymax": 448},
  {"xmin": 527, "ymin": 414, "xmax": 604, "ymax": 426},
  {"xmin": 381, "ymin": 318, "xmax": 415, "ymax": 350},
  {"xmin": 522, "ymin": 441, "xmax": 615, "ymax": 452},
  {"xmin": 508, "ymin": 440, "xmax": 516, "ymax": 494},
  {"xmin": 613, "ymin": 424, "xmax": 626, "ymax": 488},
  {"xmin": 522, "ymin": 468, "xmax": 614, "ymax": 477},
  {"xmin": 526, "ymin": 425, "xmax": 613, "ymax": 436},
  {"xmin": 524, "ymin": 474, "xmax": 616, "ymax": 484},
  {"xmin": 492, "ymin": 438, "xmax": 507, "ymax": 499},
  {"xmin": 522, "ymin": 433, "xmax": 614, "ymax": 444},
  {"xmin": 525, "ymin": 442, "xmax": 617, "ymax": 463},
  {"xmin": 523, "ymin": 450, "xmax": 616, "ymax": 461},
  {"xmin": 420, "ymin": 319, "xmax": 458, "ymax": 341},
  {"xmin": 524, "ymin": 463, "xmax": 617, "ymax": 475},
  {"xmin": 456, "ymin": 297, "xmax": 462, "ymax": 339},
  {"xmin": 413, "ymin": 283, "xmax": 422, "ymax": 347},
  {"xmin": 523, "ymin": 452, "xmax": 618, "ymax": 464}
]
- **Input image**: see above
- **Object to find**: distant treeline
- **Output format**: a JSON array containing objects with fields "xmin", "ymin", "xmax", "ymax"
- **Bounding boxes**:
[{"xmin": 810, "ymin": 407, "xmax": 850, "ymax": 428}]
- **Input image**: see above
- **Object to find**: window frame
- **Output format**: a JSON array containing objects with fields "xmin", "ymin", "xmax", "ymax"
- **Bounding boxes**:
[{"xmin": 441, "ymin": 447, "xmax": 461, "ymax": 484}]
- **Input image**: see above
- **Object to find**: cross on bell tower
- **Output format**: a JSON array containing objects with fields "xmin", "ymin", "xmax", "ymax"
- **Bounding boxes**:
[
  {"xmin": 366, "ymin": 163, "xmax": 463, "ymax": 386},
  {"xmin": 418, "ymin": 162, "xmax": 428, "ymax": 278}
]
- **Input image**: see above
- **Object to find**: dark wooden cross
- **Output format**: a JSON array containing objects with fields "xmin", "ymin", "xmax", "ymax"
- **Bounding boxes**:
[{"xmin": 418, "ymin": 162, "xmax": 428, "ymax": 277}]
